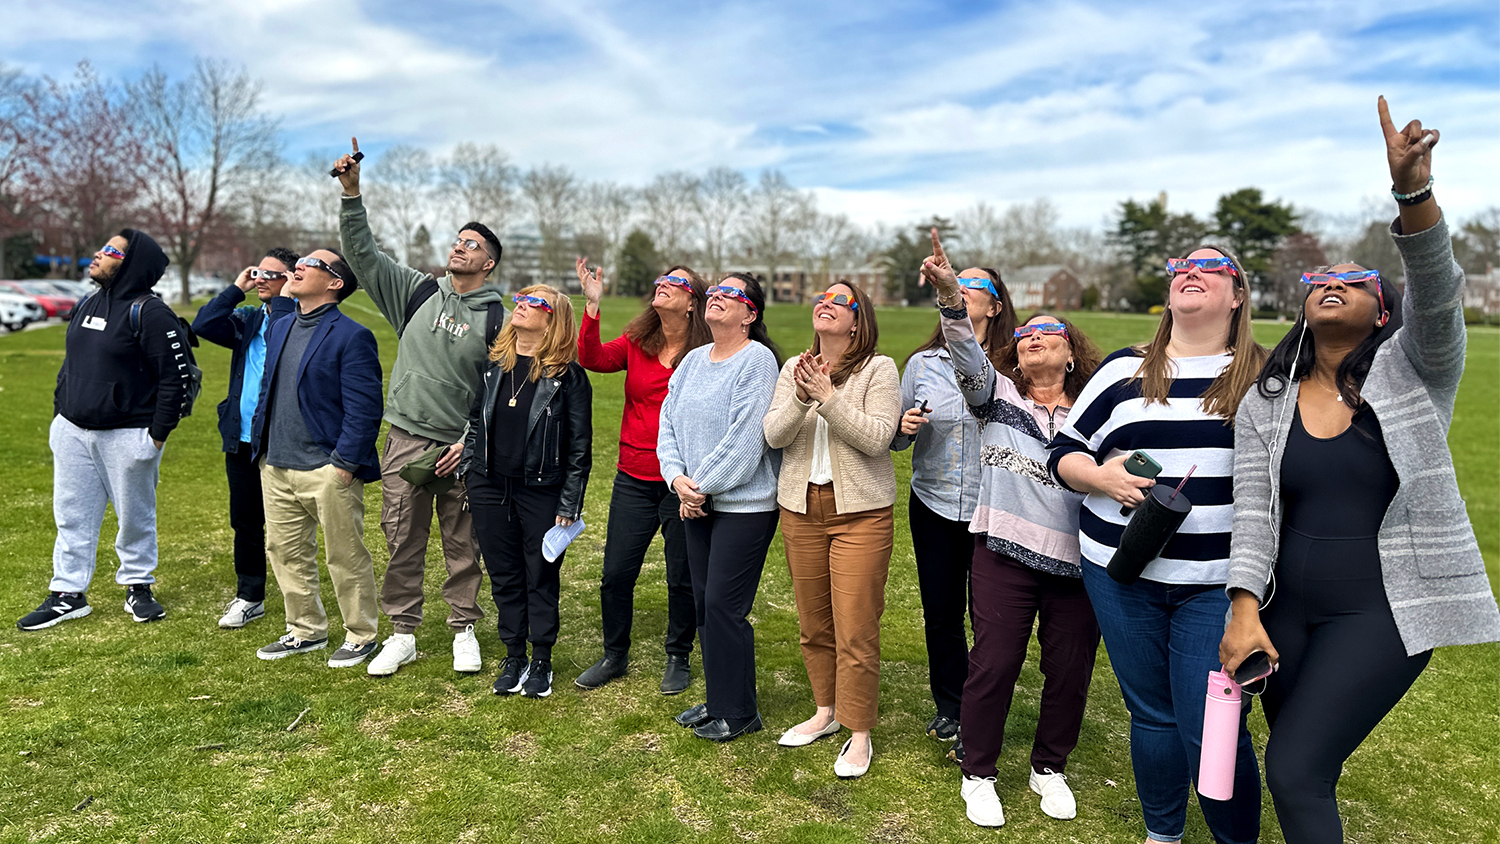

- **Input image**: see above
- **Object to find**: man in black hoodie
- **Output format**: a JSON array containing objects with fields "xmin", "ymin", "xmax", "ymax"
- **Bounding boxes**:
[{"xmin": 17, "ymin": 229, "xmax": 191, "ymax": 631}]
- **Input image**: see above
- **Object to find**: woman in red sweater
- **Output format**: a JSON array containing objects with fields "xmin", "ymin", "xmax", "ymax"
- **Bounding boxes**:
[{"xmin": 573, "ymin": 257, "xmax": 712, "ymax": 695}]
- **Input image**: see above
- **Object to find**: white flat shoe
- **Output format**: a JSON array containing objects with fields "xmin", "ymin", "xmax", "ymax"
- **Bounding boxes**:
[
  {"xmin": 778, "ymin": 719, "xmax": 842, "ymax": 747},
  {"xmin": 833, "ymin": 736, "xmax": 872, "ymax": 779}
]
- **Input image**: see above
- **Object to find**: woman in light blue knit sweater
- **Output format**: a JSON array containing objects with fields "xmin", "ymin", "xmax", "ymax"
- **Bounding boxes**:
[{"xmin": 658, "ymin": 273, "xmax": 782, "ymax": 743}]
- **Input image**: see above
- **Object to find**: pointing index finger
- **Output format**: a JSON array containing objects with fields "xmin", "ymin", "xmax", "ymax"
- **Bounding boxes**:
[
  {"xmin": 351, "ymin": 137, "xmax": 360, "ymax": 155},
  {"xmin": 1377, "ymin": 96, "xmax": 1397, "ymax": 141},
  {"xmin": 930, "ymin": 227, "xmax": 948, "ymax": 263}
]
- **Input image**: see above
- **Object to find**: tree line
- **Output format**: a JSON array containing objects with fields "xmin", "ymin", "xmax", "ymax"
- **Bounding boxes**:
[{"xmin": 2, "ymin": 60, "xmax": 1496, "ymax": 309}]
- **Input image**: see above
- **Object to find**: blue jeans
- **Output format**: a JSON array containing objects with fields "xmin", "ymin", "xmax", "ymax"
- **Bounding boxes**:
[{"xmin": 1082, "ymin": 562, "xmax": 1261, "ymax": 844}]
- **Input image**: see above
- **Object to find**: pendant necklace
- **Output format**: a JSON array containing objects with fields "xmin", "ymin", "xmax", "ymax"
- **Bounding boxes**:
[{"xmin": 507, "ymin": 369, "xmax": 527, "ymax": 407}]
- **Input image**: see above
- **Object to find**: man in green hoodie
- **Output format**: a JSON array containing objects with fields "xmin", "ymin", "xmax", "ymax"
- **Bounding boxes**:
[{"xmin": 333, "ymin": 139, "xmax": 506, "ymax": 677}]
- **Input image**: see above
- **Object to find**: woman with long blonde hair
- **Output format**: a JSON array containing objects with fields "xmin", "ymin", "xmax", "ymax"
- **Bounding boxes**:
[
  {"xmin": 459, "ymin": 284, "xmax": 592, "ymax": 700},
  {"xmin": 1047, "ymin": 246, "xmax": 1267, "ymax": 844}
]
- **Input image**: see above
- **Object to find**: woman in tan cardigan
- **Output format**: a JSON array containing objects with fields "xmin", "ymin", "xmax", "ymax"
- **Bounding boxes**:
[{"xmin": 763, "ymin": 280, "xmax": 902, "ymax": 779}]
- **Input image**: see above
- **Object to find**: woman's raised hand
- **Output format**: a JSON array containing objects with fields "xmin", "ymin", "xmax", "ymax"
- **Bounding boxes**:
[
  {"xmin": 920, "ymin": 228, "xmax": 959, "ymax": 297},
  {"xmin": 576, "ymin": 257, "xmax": 603, "ymax": 307},
  {"xmin": 1378, "ymin": 96, "xmax": 1437, "ymax": 195}
]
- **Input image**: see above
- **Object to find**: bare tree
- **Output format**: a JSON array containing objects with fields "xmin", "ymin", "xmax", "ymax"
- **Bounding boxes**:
[
  {"xmin": 439, "ymin": 142, "xmax": 517, "ymax": 237},
  {"xmin": 520, "ymin": 163, "xmax": 579, "ymax": 289},
  {"xmin": 0, "ymin": 64, "xmax": 33, "ymax": 274},
  {"xmin": 805, "ymin": 211, "xmax": 859, "ymax": 300},
  {"xmin": 369, "ymin": 144, "xmax": 434, "ymax": 267},
  {"xmin": 744, "ymin": 170, "xmax": 812, "ymax": 295},
  {"xmin": 641, "ymin": 171, "xmax": 700, "ymax": 268},
  {"xmin": 998, "ymin": 198, "xmax": 1065, "ymax": 268},
  {"xmin": 290, "ymin": 150, "xmax": 344, "ymax": 245},
  {"xmin": 695, "ymin": 166, "xmax": 747, "ymax": 281},
  {"xmin": 954, "ymin": 201, "xmax": 1004, "ymax": 268},
  {"xmin": 575, "ymin": 180, "xmax": 635, "ymax": 285},
  {"xmin": 131, "ymin": 59, "xmax": 279, "ymax": 303}
]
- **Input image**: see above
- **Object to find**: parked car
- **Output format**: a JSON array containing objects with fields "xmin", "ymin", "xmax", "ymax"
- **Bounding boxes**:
[
  {"xmin": 0, "ymin": 281, "xmax": 77, "ymax": 320},
  {"xmin": 0, "ymin": 292, "xmax": 46, "ymax": 332}
]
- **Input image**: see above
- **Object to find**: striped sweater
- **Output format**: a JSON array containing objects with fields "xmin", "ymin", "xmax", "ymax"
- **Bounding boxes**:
[
  {"xmin": 1048, "ymin": 350, "xmax": 1238, "ymax": 585},
  {"xmin": 1227, "ymin": 215, "xmax": 1500, "ymax": 655}
]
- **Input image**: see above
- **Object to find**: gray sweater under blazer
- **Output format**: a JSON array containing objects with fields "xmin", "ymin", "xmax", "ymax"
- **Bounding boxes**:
[{"xmin": 1226, "ymin": 214, "xmax": 1500, "ymax": 656}]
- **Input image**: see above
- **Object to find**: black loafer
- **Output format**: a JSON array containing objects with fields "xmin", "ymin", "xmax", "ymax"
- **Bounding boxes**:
[
  {"xmin": 660, "ymin": 654, "xmax": 692, "ymax": 696},
  {"xmin": 675, "ymin": 702, "xmax": 711, "ymax": 728},
  {"xmin": 926, "ymin": 714, "xmax": 959, "ymax": 742},
  {"xmin": 693, "ymin": 713, "xmax": 764, "ymax": 743},
  {"xmin": 575, "ymin": 654, "xmax": 628, "ymax": 689}
]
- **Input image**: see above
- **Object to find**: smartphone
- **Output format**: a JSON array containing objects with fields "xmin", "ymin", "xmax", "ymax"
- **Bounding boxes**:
[
  {"xmin": 1125, "ymin": 450, "xmax": 1163, "ymax": 479},
  {"xmin": 328, "ymin": 150, "xmax": 365, "ymax": 178},
  {"xmin": 1232, "ymin": 650, "xmax": 1277, "ymax": 685}
]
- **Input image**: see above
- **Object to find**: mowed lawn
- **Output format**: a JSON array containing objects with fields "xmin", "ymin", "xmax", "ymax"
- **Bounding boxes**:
[{"xmin": 0, "ymin": 296, "xmax": 1495, "ymax": 844}]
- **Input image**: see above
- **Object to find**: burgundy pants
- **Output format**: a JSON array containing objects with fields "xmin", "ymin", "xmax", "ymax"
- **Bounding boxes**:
[{"xmin": 960, "ymin": 540, "xmax": 1100, "ymax": 779}]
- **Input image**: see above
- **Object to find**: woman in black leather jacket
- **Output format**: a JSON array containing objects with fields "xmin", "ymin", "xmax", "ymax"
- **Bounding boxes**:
[{"xmin": 460, "ymin": 284, "xmax": 592, "ymax": 699}]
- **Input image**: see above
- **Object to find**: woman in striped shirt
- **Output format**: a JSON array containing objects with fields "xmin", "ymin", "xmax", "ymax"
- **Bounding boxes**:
[{"xmin": 1048, "ymin": 247, "xmax": 1267, "ymax": 844}]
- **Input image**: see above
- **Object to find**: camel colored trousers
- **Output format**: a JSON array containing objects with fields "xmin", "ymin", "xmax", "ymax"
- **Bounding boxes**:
[{"xmin": 780, "ymin": 483, "xmax": 894, "ymax": 732}]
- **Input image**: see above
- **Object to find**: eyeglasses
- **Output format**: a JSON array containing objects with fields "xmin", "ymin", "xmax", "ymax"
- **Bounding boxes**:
[
  {"xmin": 1167, "ymin": 257, "xmax": 1239, "ymax": 277},
  {"xmin": 1302, "ymin": 270, "xmax": 1385, "ymax": 314},
  {"xmin": 654, "ymin": 275, "xmax": 695, "ymax": 293},
  {"xmin": 958, "ymin": 275, "xmax": 999, "ymax": 299},
  {"xmin": 100, "ymin": 244, "xmax": 126, "ymax": 260},
  {"xmin": 513, "ymin": 294, "xmax": 554, "ymax": 313},
  {"xmin": 814, "ymin": 291, "xmax": 859, "ymax": 311},
  {"xmin": 706, "ymin": 285, "xmax": 756, "ymax": 312},
  {"xmin": 249, "ymin": 269, "xmax": 286, "ymax": 280},
  {"xmin": 296, "ymin": 256, "xmax": 347, "ymax": 282},
  {"xmin": 1014, "ymin": 322, "xmax": 1069, "ymax": 339}
]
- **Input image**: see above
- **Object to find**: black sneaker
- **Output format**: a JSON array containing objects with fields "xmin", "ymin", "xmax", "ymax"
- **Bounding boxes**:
[
  {"xmin": 493, "ymin": 656, "xmax": 529, "ymax": 695},
  {"xmin": 124, "ymin": 585, "xmax": 166, "ymax": 622},
  {"xmin": 257, "ymin": 633, "xmax": 329, "ymax": 660},
  {"xmin": 17, "ymin": 592, "xmax": 92, "ymax": 631},
  {"xmin": 660, "ymin": 654, "xmax": 692, "ymax": 696},
  {"xmin": 575, "ymin": 654, "xmax": 628, "ymax": 689},
  {"xmin": 327, "ymin": 640, "xmax": 378, "ymax": 668},
  {"xmin": 948, "ymin": 733, "xmax": 965, "ymax": 764},
  {"xmin": 522, "ymin": 659, "xmax": 553, "ymax": 698},
  {"xmin": 927, "ymin": 714, "xmax": 960, "ymax": 742}
]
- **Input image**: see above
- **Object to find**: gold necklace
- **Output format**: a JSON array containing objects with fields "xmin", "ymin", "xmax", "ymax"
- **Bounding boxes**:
[{"xmin": 507, "ymin": 364, "xmax": 528, "ymax": 407}]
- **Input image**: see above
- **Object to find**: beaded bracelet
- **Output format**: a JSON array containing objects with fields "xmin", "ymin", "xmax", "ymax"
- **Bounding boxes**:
[{"xmin": 1392, "ymin": 176, "xmax": 1434, "ymax": 206}]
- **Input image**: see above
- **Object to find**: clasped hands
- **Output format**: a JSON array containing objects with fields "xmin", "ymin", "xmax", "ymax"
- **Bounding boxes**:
[{"xmin": 793, "ymin": 351, "xmax": 834, "ymax": 404}]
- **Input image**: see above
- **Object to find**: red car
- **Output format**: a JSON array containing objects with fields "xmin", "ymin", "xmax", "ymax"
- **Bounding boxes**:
[{"xmin": 0, "ymin": 281, "xmax": 77, "ymax": 320}]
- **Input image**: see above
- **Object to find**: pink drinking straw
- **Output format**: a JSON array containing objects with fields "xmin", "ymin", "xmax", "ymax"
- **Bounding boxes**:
[{"xmin": 1169, "ymin": 465, "xmax": 1197, "ymax": 503}]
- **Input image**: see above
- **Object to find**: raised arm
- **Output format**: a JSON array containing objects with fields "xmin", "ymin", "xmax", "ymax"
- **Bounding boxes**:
[
  {"xmin": 191, "ymin": 272, "xmax": 255, "ymax": 349},
  {"xmin": 333, "ymin": 137, "xmax": 428, "ymax": 329}
]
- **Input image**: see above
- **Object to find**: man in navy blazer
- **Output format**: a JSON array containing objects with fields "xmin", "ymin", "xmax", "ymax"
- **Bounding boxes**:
[
  {"xmin": 191, "ymin": 247, "xmax": 298, "ymax": 630},
  {"xmin": 249, "ymin": 248, "xmax": 385, "ymax": 668}
]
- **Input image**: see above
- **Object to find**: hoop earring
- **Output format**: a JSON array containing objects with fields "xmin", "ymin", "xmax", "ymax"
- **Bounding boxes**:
[{"xmin": 1066, "ymin": 360, "xmax": 1075, "ymax": 373}]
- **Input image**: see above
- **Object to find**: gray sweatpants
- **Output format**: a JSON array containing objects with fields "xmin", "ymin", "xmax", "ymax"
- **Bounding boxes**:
[{"xmin": 49, "ymin": 415, "xmax": 164, "ymax": 594}]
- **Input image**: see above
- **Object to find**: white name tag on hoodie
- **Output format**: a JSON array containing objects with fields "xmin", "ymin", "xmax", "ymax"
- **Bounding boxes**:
[{"xmin": 82, "ymin": 316, "xmax": 108, "ymax": 331}]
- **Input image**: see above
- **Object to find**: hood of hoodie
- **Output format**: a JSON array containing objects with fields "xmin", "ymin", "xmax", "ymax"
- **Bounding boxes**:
[{"xmin": 102, "ymin": 229, "xmax": 170, "ymax": 300}]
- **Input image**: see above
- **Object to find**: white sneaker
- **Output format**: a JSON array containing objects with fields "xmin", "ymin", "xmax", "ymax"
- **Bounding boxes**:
[
  {"xmin": 218, "ymin": 598, "xmax": 265, "ymax": 629},
  {"xmin": 1029, "ymin": 767, "xmax": 1077, "ymax": 820},
  {"xmin": 961, "ymin": 774, "xmax": 1005, "ymax": 827},
  {"xmin": 366, "ymin": 632, "xmax": 417, "ymax": 676},
  {"xmin": 453, "ymin": 624, "xmax": 482, "ymax": 673}
]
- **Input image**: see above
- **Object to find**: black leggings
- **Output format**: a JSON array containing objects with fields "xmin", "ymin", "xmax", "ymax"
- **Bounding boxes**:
[{"xmin": 1260, "ymin": 528, "xmax": 1431, "ymax": 844}]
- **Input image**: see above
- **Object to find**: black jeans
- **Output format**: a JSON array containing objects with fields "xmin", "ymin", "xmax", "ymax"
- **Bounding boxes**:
[
  {"xmin": 684, "ymin": 509, "xmax": 779, "ymax": 721},
  {"xmin": 1261, "ymin": 529, "xmax": 1431, "ymax": 844},
  {"xmin": 599, "ymin": 470, "xmax": 694, "ymax": 659},
  {"xmin": 226, "ymin": 441, "xmax": 267, "ymax": 602},
  {"xmin": 908, "ymin": 491, "xmax": 974, "ymax": 720},
  {"xmin": 468, "ymin": 472, "xmax": 564, "ymax": 661}
]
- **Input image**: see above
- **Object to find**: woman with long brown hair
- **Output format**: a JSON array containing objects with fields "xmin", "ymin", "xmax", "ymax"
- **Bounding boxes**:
[
  {"xmin": 573, "ymin": 259, "xmax": 712, "ymax": 696},
  {"xmin": 1047, "ymin": 244, "xmax": 1267, "ymax": 844},
  {"xmin": 459, "ymin": 284, "xmax": 592, "ymax": 700},
  {"xmin": 764, "ymin": 279, "xmax": 903, "ymax": 779},
  {"xmin": 892, "ymin": 266, "xmax": 1015, "ymax": 747}
]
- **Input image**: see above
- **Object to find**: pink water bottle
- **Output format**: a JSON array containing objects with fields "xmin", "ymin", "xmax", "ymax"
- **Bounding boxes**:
[{"xmin": 1198, "ymin": 670, "xmax": 1241, "ymax": 801}]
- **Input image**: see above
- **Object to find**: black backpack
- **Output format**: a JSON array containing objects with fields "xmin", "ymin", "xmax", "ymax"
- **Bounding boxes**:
[
  {"xmin": 401, "ymin": 278, "xmax": 505, "ymax": 347},
  {"xmin": 129, "ymin": 294, "xmax": 203, "ymax": 418}
]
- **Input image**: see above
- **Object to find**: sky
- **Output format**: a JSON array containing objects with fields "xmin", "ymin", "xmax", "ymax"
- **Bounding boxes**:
[{"xmin": 2, "ymin": 0, "xmax": 1496, "ymax": 233}]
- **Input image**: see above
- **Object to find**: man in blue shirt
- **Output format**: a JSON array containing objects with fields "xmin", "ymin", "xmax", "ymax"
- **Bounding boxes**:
[{"xmin": 192, "ymin": 248, "xmax": 298, "ymax": 629}]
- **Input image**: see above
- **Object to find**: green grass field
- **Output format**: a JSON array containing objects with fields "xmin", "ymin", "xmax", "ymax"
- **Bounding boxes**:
[{"xmin": 0, "ymin": 298, "xmax": 1495, "ymax": 844}]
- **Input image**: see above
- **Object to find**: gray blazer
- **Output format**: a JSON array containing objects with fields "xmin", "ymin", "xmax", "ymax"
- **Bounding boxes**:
[{"xmin": 1226, "ymin": 214, "xmax": 1500, "ymax": 656}]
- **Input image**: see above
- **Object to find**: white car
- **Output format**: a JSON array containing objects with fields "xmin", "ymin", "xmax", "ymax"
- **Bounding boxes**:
[{"xmin": 0, "ymin": 292, "xmax": 45, "ymax": 332}]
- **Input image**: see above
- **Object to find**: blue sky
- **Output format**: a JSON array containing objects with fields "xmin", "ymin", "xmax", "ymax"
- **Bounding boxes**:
[{"xmin": 3, "ymin": 0, "xmax": 1496, "ymax": 230}]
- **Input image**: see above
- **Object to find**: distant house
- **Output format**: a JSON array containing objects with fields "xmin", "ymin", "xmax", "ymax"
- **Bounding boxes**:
[
  {"xmin": 1464, "ymin": 266, "xmax": 1500, "ymax": 315},
  {"xmin": 1004, "ymin": 265, "xmax": 1083, "ymax": 311}
]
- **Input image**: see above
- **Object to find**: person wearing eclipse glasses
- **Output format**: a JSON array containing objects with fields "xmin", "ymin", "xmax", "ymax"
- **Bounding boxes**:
[
  {"xmin": 891, "ymin": 264, "xmax": 1015, "ymax": 752},
  {"xmin": 921, "ymin": 229, "xmax": 1106, "ymax": 827},
  {"xmin": 332, "ymin": 139, "xmax": 508, "ymax": 678},
  {"xmin": 1220, "ymin": 98, "xmax": 1500, "ymax": 844},
  {"xmin": 571, "ymin": 259, "xmax": 713, "ymax": 696},
  {"xmin": 192, "ymin": 248, "xmax": 301, "ymax": 630},
  {"xmin": 1048, "ymin": 233, "xmax": 1268, "ymax": 840},
  {"xmin": 459, "ymin": 285, "xmax": 592, "ymax": 700},
  {"xmin": 764, "ymin": 279, "xmax": 902, "ymax": 778}
]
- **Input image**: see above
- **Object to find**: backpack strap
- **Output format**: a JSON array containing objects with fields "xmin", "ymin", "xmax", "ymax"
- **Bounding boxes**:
[
  {"xmin": 400, "ymin": 277, "xmax": 440, "ymax": 337},
  {"xmin": 485, "ymin": 300, "xmax": 505, "ymax": 348},
  {"xmin": 129, "ymin": 294, "xmax": 155, "ymax": 337}
]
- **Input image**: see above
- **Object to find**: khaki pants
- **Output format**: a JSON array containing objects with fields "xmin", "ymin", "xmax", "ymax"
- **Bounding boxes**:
[
  {"xmin": 378, "ymin": 426, "xmax": 483, "ymax": 635},
  {"xmin": 262, "ymin": 462, "xmax": 378, "ymax": 644},
  {"xmin": 780, "ymin": 483, "xmax": 894, "ymax": 731}
]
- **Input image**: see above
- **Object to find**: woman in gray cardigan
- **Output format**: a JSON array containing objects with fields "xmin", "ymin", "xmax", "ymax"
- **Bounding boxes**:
[{"xmin": 1220, "ymin": 97, "xmax": 1500, "ymax": 844}]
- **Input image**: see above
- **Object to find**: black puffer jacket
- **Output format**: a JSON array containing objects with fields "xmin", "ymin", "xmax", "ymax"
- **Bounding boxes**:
[{"xmin": 460, "ymin": 359, "xmax": 592, "ymax": 519}]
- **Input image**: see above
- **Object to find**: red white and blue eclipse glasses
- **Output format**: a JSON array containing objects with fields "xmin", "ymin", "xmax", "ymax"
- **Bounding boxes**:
[{"xmin": 513, "ymin": 294, "xmax": 553, "ymax": 313}]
